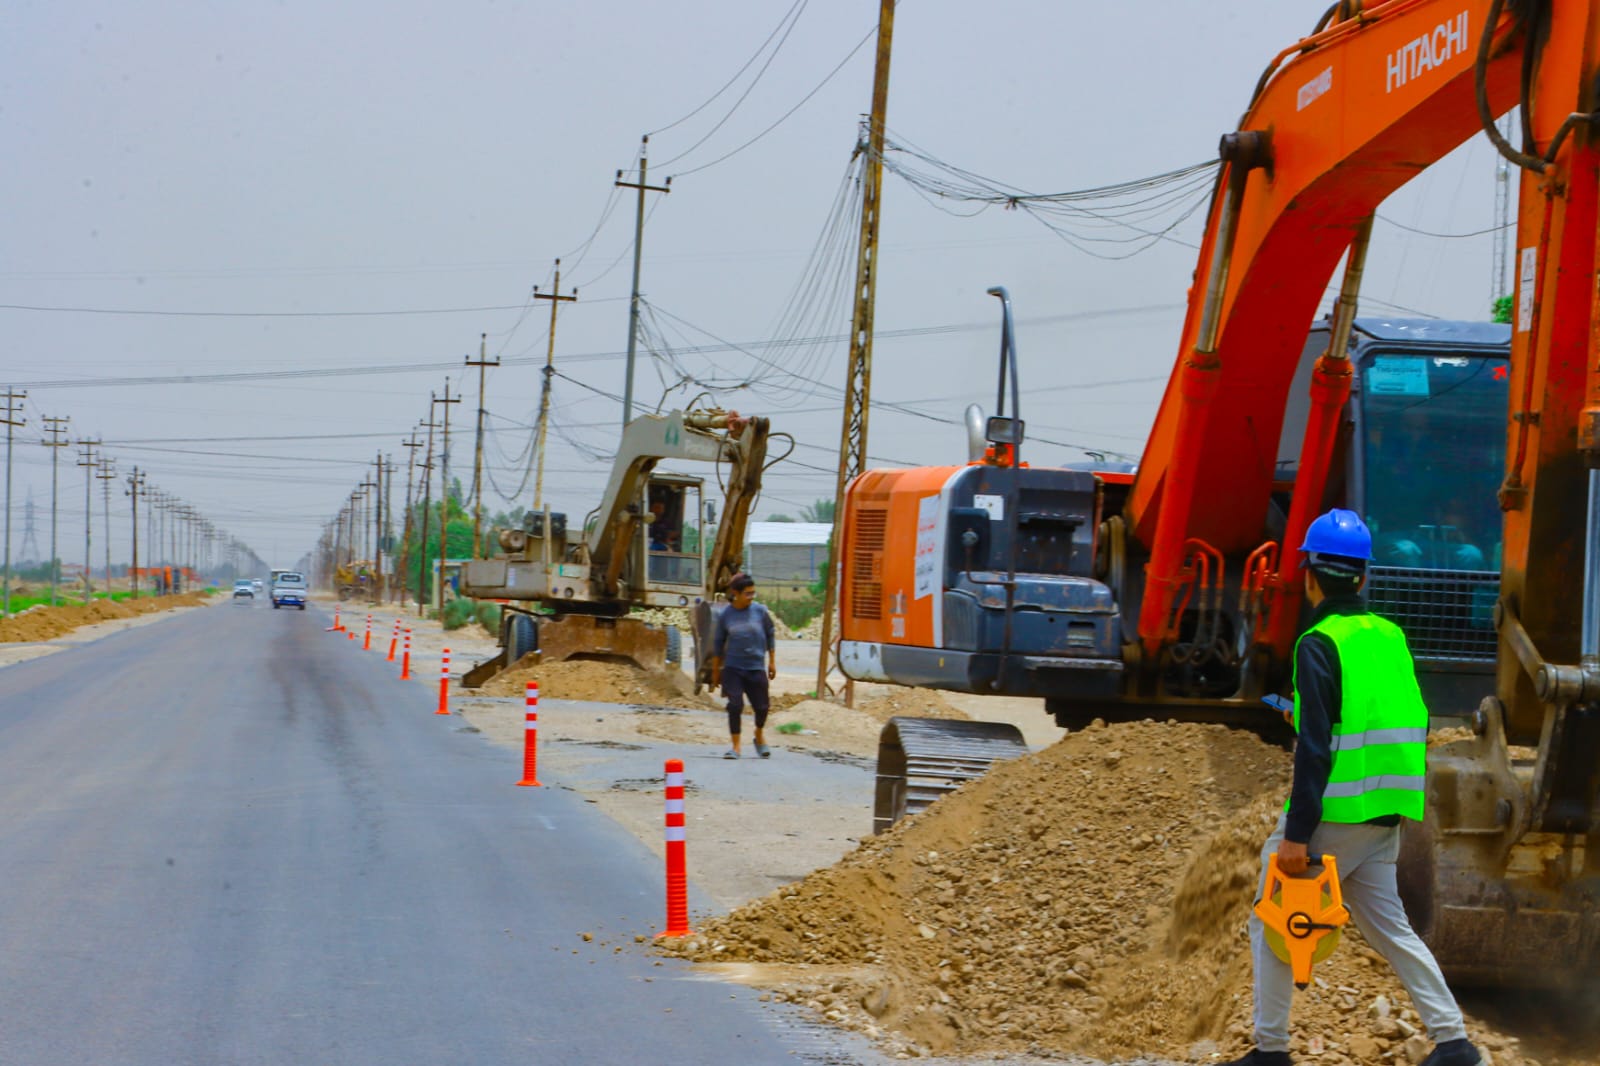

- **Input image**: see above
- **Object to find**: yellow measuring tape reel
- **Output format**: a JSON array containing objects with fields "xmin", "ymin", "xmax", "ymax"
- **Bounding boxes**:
[{"xmin": 1253, "ymin": 853, "xmax": 1350, "ymax": 988}]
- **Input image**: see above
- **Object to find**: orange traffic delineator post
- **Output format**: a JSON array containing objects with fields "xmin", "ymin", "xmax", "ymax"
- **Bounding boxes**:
[
  {"xmin": 386, "ymin": 619, "xmax": 400, "ymax": 662},
  {"xmin": 325, "ymin": 604, "xmax": 344, "ymax": 632},
  {"xmin": 363, "ymin": 614, "xmax": 372, "ymax": 650},
  {"xmin": 656, "ymin": 759, "xmax": 694, "ymax": 939},
  {"xmin": 436, "ymin": 648, "xmax": 451, "ymax": 715},
  {"xmin": 516, "ymin": 681, "xmax": 542, "ymax": 787},
  {"xmin": 400, "ymin": 627, "xmax": 412, "ymax": 680}
]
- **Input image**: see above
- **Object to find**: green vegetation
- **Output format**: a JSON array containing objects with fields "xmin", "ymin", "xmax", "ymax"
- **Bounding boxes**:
[
  {"xmin": 441, "ymin": 598, "xmax": 477, "ymax": 630},
  {"xmin": 1493, "ymin": 294, "xmax": 1513, "ymax": 324},
  {"xmin": 3, "ymin": 589, "xmax": 139, "ymax": 612},
  {"xmin": 769, "ymin": 592, "xmax": 824, "ymax": 632},
  {"xmin": 475, "ymin": 602, "xmax": 502, "ymax": 632}
]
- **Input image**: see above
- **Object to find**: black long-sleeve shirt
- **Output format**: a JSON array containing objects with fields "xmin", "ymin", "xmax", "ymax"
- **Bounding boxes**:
[{"xmin": 1285, "ymin": 594, "xmax": 1402, "ymax": 843}]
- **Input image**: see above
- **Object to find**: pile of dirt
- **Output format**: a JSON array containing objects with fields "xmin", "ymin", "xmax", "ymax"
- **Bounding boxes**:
[
  {"xmin": 0, "ymin": 591, "xmax": 211, "ymax": 643},
  {"xmin": 850, "ymin": 687, "xmax": 968, "ymax": 724},
  {"xmin": 660, "ymin": 719, "xmax": 1558, "ymax": 1065},
  {"xmin": 481, "ymin": 655, "xmax": 717, "ymax": 709}
]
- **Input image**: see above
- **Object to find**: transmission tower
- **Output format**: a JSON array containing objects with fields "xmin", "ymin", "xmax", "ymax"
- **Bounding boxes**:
[{"xmin": 19, "ymin": 492, "xmax": 41, "ymax": 564}]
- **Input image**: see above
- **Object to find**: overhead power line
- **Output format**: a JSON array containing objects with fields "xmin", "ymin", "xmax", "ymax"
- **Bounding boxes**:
[
  {"xmin": 0, "ymin": 301, "xmax": 551, "ymax": 319},
  {"xmin": 647, "ymin": 0, "xmax": 808, "ymax": 138},
  {"xmin": 15, "ymin": 304, "xmax": 1179, "ymax": 390}
]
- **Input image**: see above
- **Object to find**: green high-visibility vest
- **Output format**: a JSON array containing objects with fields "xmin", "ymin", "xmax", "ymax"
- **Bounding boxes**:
[{"xmin": 1291, "ymin": 612, "xmax": 1428, "ymax": 823}]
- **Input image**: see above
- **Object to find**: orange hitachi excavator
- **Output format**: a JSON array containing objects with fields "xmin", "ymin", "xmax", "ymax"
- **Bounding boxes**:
[{"xmin": 843, "ymin": 0, "xmax": 1599, "ymax": 985}]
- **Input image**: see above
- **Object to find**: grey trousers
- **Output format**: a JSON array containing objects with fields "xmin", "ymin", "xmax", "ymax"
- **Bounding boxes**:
[{"xmin": 1249, "ymin": 813, "xmax": 1468, "ymax": 1052}]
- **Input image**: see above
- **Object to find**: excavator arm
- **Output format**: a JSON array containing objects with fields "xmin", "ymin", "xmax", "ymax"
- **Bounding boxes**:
[
  {"xmin": 584, "ymin": 409, "xmax": 770, "ymax": 594},
  {"xmin": 1126, "ymin": 0, "xmax": 1530, "ymax": 661},
  {"xmin": 1122, "ymin": 0, "xmax": 1600, "ymax": 985}
]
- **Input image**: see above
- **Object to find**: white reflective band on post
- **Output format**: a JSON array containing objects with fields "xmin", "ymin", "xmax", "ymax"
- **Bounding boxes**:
[
  {"xmin": 1330, "ymin": 727, "xmax": 1428, "ymax": 753},
  {"xmin": 665, "ymin": 798, "xmax": 684, "ymax": 815},
  {"xmin": 524, "ymin": 721, "xmax": 537, "ymax": 731},
  {"xmin": 665, "ymin": 772, "xmax": 685, "ymax": 788},
  {"xmin": 1323, "ymin": 774, "xmax": 1426, "ymax": 799},
  {"xmin": 664, "ymin": 826, "xmax": 686, "ymax": 842}
]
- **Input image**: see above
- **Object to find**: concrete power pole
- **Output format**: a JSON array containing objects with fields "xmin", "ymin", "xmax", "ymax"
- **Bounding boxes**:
[
  {"xmin": 415, "ymin": 407, "xmax": 440, "ymax": 614},
  {"xmin": 400, "ymin": 430, "xmax": 422, "ymax": 606},
  {"xmin": 464, "ymin": 334, "xmax": 499, "ymax": 560},
  {"xmin": 41, "ymin": 415, "xmax": 70, "ymax": 606},
  {"xmin": 614, "ymin": 137, "xmax": 671, "ymax": 427},
  {"xmin": 433, "ymin": 383, "xmax": 461, "ymax": 614},
  {"xmin": 1, "ymin": 388, "xmax": 26, "ymax": 617},
  {"xmin": 76, "ymin": 440, "xmax": 101, "ymax": 602},
  {"xmin": 96, "ymin": 457, "xmax": 116, "ymax": 591},
  {"xmin": 360, "ymin": 473, "xmax": 378, "ymax": 602},
  {"xmin": 816, "ymin": 0, "xmax": 896, "ymax": 705},
  {"xmin": 533, "ymin": 259, "xmax": 577, "ymax": 510},
  {"xmin": 125, "ymin": 467, "xmax": 145, "ymax": 597}
]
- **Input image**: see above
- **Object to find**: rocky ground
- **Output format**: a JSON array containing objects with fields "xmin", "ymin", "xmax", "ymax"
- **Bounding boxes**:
[{"xmin": 324, "ymin": 595, "xmax": 1600, "ymax": 1066}]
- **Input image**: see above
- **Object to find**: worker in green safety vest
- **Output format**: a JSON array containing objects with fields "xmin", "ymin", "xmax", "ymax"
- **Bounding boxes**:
[{"xmin": 1222, "ymin": 509, "xmax": 1481, "ymax": 1066}]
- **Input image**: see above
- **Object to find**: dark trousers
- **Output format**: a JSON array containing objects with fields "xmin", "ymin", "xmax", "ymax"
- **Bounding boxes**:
[{"xmin": 723, "ymin": 666, "xmax": 770, "ymax": 735}]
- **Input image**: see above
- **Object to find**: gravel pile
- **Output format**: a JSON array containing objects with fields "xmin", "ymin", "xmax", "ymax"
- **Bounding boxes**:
[{"xmin": 661, "ymin": 718, "xmax": 1590, "ymax": 1065}]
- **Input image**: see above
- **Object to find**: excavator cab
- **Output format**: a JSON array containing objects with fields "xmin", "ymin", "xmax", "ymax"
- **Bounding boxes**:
[{"xmin": 644, "ymin": 475, "xmax": 704, "ymax": 590}]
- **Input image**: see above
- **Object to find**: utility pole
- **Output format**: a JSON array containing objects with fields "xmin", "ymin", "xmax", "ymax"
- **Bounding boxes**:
[
  {"xmin": 97, "ymin": 457, "xmax": 116, "ymax": 592},
  {"xmin": 434, "ymin": 383, "xmax": 462, "ymax": 614},
  {"xmin": 383, "ymin": 454, "xmax": 396, "ymax": 600},
  {"xmin": 1, "ymin": 389, "xmax": 25, "ymax": 617},
  {"xmin": 816, "ymin": 0, "xmax": 896, "ymax": 705},
  {"xmin": 145, "ymin": 483, "xmax": 159, "ymax": 592},
  {"xmin": 76, "ymin": 439, "xmax": 100, "ymax": 602},
  {"xmin": 41, "ymin": 415, "xmax": 70, "ymax": 606},
  {"xmin": 533, "ymin": 259, "xmax": 578, "ymax": 510},
  {"xmin": 614, "ymin": 136, "xmax": 671, "ymax": 427},
  {"xmin": 416, "ymin": 406, "xmax": 440, "ymax": 614},
  {"xmin": 400, "ymin": 430, "xmax": 422, "ymax": 606},
  {"xmin": 464, "ymin": 333, "xmax": 499, "ymax": 559},
  {"xmin": 373, "ymin": 451, "xmax": 386, "ymax": 600},
  {"xmin": 359, "ymin": 474, "xmax": 378, "ymax": 601},
  {"xmin": 125, "ymin": 467, "xmax": 145, "ymax": 597}
]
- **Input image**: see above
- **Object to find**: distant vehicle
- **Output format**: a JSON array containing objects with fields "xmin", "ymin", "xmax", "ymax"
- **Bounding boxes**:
[
  {"xmin": 271, "ymin": 572, "xmax": 307, "ymax": 610},
  {"xmin": 251, "ymin": 579, "xmax": 264, "ymax": 593},
  {"xmin": 232, "ymin": 580, "xmax": 254, "ymax": 601}
]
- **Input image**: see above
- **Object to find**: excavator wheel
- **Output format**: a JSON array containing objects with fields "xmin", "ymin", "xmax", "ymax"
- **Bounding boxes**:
[
  {"xmin": 507, "ymin": 612, "xmax": 539, "ymax": 664},
  {"xmin": 874, "ymin": 717, "xmax": 1029, "ymax": 834}
]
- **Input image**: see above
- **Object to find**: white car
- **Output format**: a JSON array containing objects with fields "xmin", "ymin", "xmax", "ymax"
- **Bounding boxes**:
[{"xmin": 271, "ymin": 572, "xmax": 308, "ymax": 610}]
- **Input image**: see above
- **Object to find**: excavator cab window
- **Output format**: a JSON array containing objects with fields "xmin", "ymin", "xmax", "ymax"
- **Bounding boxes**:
[
  {"xmin": 1357, "ymin": 350, "xmax": 1509, "ymax": 663},
  {"xmin": 646, "ymin": 479, "xmax": 704, "ymax": 587},
  {"xmin": 1359, "ymin": 351, "xmax": 1508, "ymax": 573}
]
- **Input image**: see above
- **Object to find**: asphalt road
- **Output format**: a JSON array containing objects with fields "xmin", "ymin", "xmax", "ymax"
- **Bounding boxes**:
[{"xmin": 0, "ymin": 600, "xmax": 880, "ymax": 1065}]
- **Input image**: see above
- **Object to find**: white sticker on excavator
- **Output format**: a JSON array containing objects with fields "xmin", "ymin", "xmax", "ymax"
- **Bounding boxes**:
[
  {"xmin": 973, "ymin": 494, "xmax": 1004, "ymax": 521},
  {"xmin": 915, "ymin": 495, "xmax": 939, "ymax": 599},
  {"xmin": 1366, "ymin": 357, "xmax": 1430, "ymax": 397},
  {"xmin": 1517, "ymin": 247, "xmax": 1536, "ymax": 332}
]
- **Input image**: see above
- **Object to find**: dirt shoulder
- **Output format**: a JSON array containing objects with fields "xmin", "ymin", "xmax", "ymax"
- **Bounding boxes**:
[{"xmin": 0, "ymin": 591, "xmax": 218, "ymax": 668}]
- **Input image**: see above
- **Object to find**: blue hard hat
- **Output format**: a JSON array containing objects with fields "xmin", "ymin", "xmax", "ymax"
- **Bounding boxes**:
[{"xmin": 1299, "ymin": 508, "xmax": 1373, "ymax": 562}]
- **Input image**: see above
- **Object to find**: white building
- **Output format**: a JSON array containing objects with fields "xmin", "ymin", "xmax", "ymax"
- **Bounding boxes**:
[{"xmin": 745, "ymin": 522, "xmax": 832, "ymax": 598}]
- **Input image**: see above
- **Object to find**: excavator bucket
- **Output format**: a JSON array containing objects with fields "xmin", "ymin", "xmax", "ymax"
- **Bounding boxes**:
[
  {"xmin": 530, "ymin": 614, "xmax": 667, "ymax": 673},
  {"xmin": 874, "ymin": 717, "xmax": 1029, "ymax": 834}
]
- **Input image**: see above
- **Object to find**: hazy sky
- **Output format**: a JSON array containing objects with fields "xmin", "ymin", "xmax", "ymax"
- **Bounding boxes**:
[{"xmin": 2, "ymin": 2, "xmax": 1514, "ymax": 570}]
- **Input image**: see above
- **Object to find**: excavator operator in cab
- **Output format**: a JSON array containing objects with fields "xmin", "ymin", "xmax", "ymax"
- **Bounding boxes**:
[{"xmin": 1223, "ymin": 509, "xmax": 1481, "ymax": 1066}]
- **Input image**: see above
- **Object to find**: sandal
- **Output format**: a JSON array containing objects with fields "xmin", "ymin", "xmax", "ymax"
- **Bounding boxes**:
[
  {"xmin": 755, "ymin": 743, "xmax": 771, "ymax": 758},
  {"xmin": 723, "ymin": 749, "xmax": 740, "ymax": 760}
]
